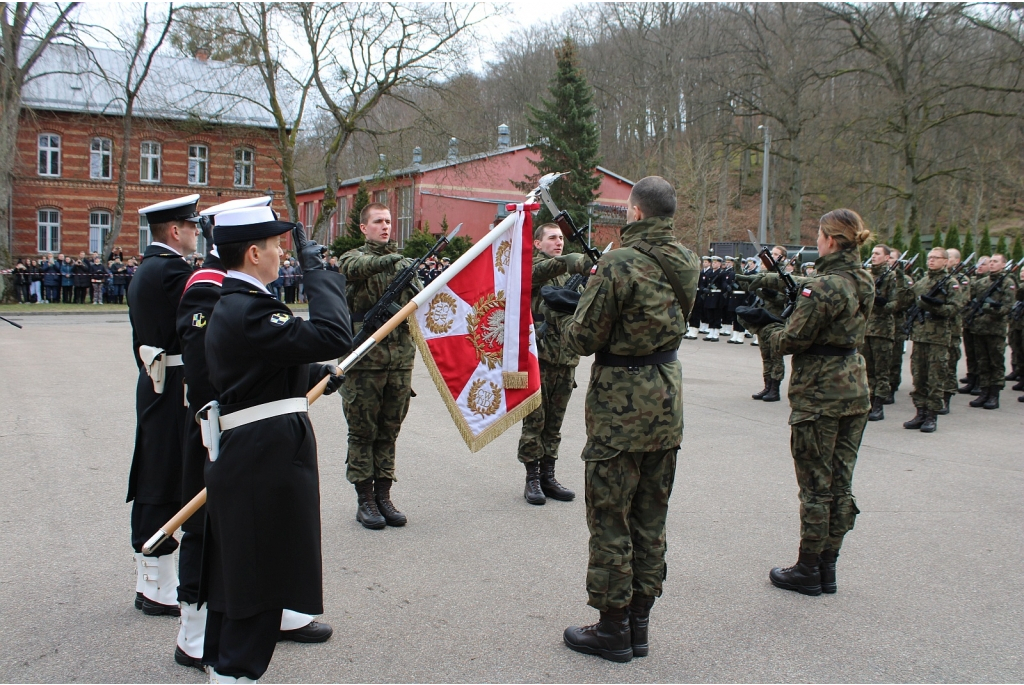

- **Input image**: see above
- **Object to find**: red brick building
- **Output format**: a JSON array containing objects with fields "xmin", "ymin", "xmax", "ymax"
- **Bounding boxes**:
[
  {"xmin": 11, "ymin": 43, "xmax": 283, "ymax": 259},
  {"xmin": 296, "ymin": 129, "xmax": 634, "ymax": 250}
]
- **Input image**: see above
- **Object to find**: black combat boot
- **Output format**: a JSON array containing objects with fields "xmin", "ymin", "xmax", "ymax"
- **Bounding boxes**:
[
  {"xmin": 374, "ymin": 478, "xmax": 407, "ymax": 526},
  {"xmin": 935, "ymin": 393, "xmax": 951, "ymax": 415},
  {"xmin": 751, "ymin": 376, "xmax": 772, "ymax": 400},
  {"xmin": 563, "ymin": 607, "xmax": 633, "ymax": 662},
  {"xmin": 1006, "ymin": 369, "xmax": 1020, "ymax": 381},
  {"xmin": 524, "ymin": 461, "xmax": 545, "ymax": 505},
  {"xmin": 819, "ymin": 549, "xmax": 838, "ymax": 594},
  {"xmin": 983, "ymin": 388, "xmax": 1000, "ymax": 410},
  {"xmin": 970, "ymin": 378, "xmax": 984, "ymax": 395},
  {"xmin": 883, "ymin": 392, "xmax": 895, "ymax": 405},
  {"xmin": 867, "ymin": 396, "xmax": 884, "ymax": 421},
  {"xmin": 958, "ymin": 374, "xmax": 976, "ymax": 394},
  {"xmin": 761, "ymin": 378, "xmax": 781, "ymax": 402},
  {"xmin": 539, "ymin": 457, "xmax": 575, "ymax": 501},
  {"xmin": 769, "ymin": 549, "xmax": 822, "ymax": 596},
  {"xmin": 355, "ymin": 480, "xmax": 386, "ymax": 529},
  {"xmin": 968, "ymin": 387, "xmax": 990, "ymax": 408},
  {"xmin": 959, "ymin": 373, "xmax": 971, "ymax": 384},
  {"xmin": 628, "ymin": 594, "xmax": 655, "ymax": 657},
  {"xmin": 1013, "ymin": 379, "xmax": 1024, "ymax": 392},
  {"xmin": 903, "ymin": 407, "xmax": 927, "ymax": 429},
  {"xmin": 919, "ymin": 409, "xmax": 937, "ymax": 433}
]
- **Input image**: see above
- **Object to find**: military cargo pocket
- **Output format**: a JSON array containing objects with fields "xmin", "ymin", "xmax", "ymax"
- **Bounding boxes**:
[
  {"xmin": 581, "ymin": 440, "xmax": 620, "ymax": 462},
  {"xmin": 587, "ymin": 567, "xmax": 610, "ymax": 595}
]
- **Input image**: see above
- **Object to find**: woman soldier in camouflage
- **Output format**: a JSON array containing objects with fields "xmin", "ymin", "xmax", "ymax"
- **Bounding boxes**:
[{"xmin": 738, "ymin": 209, "xmax": 873, "ymax": 596}]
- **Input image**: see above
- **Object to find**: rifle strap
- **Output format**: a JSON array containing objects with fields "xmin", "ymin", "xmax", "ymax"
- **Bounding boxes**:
[{"xmin": 633, "ymin": 240, "xmax": 691, "ymax": 316}]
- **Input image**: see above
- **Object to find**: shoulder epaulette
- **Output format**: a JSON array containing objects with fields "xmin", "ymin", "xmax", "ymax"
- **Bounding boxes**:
[{"xmin": 181, "ymin": 268, "xmax": 226, "ymax": 300}]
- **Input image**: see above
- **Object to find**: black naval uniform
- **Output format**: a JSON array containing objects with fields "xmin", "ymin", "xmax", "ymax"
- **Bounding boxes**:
[
  {"xmin": 692, "ymin": 265, "xmax": 711, "ymax": 329},
  {"xmin": 127, "ymin": 243, "xmax": 193, "ymax": 556},
  {"xmin": 703, "ymin": 267, "xmax": 726, "ymax": 329},
  {"xmin": 722, "ymin": 265, "xmax": 739, "ymax": 327},
  {"xmin": 201, "ymin": 268, "xmax": 351, "ymax": 680}
]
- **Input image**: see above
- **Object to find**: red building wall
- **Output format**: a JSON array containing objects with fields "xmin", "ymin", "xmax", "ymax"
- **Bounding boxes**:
[{"xmin": 12, "ymin": 109, "xmax": 283, "ymax": 258}]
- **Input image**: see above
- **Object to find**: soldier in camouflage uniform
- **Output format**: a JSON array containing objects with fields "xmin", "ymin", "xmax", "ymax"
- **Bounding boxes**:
[
  {"xmin": 964, "ymin": 253, "xmax": 1017, "ymax": 409},
  {"xmin": 560, "ymin": 176, "xmax": 698, "ymax": 663},
  {"xmin": 517, "ymin": 223, "xmax": 588, "ymax": 505},
  {"xmin": 738, "ymin": 209, "xmax": 873, "ymax": 597},
  {"xmin": 735, "ymin": 245, "xmax": 792, "ymax": 403},
  {"xmin": 864, "ymin": 244, "xmax": 898, "ymax": 421},
  {"xmin": 337, "ymin": 203, "xmax": 419, "ymax": 530},
  {"xmin": 959, "ymin": 256, "xmax": 990, "ymax": 395},
  {"xmin": 1008, "ymin": 269, "xmax": 1024, "ymax": 395},
  {"xmin": 887, "ymin": 249, "xmax": 914, "ymax": 405},
  {"xmin": 940, "ymin": 249, "xmax": 970, "ymax": 414},
  {"xmin": 903, "ymin": 248, "xmax": 962, "ymax": 432}
]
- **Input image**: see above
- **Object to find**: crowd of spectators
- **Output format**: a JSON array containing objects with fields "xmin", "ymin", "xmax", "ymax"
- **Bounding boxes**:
[{"xmin": 416, "ymin": 255, "xmax": 451, "ymax": 286}]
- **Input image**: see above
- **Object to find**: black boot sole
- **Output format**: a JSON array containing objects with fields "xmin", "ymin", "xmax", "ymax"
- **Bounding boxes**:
[
  {"xmin": 769, "ymin": 575, "xmax": 822, "ymax": 596},
  {"xmin": 174, "ymin": 646, "xmax": 205, "ymax": 670},
  {"xmin": 524, "ymin": 493, "xmax": 546, "ymax": 505},
  {"xmin": 135, "ymin": 592, "xmax": 144, "ymax": 610},
  {"xmin": 356, "ymin": 513, "xmax": 387, "ymax": 530},
  {"xmin": 563, "ymin": 635, "xmax": 633, "ymax": 663},
  {"xmin": 632, "ymin": 643, "xmax": 649, "ymax": 657},
  {"xmin": 142, "ymin": 598, "xmax": 181, "ymax": 616},
  {"xmin": 541, "ymin": 488, "xmax": 575, "ymax": 502},
  {"xmin": 821, "ymin": 581, "xmax": 837, "ymax": 594}
]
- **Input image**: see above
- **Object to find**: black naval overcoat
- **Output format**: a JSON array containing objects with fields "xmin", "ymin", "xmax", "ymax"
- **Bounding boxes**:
[
  {"xmin": 126, "ymin": 243, "xmax": 192, "ymax": 504},
  {"xmin": 704, "ymin": 268, "xmax": 726, "ymax": 310},
  {"xmin": 203, "ymin": 269, "xmax": 352, "ymax": 619}
]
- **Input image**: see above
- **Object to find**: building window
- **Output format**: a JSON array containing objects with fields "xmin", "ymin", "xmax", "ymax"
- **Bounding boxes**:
[
  {"xmin": 139, "ymin": 215, "xmax": 152, "ymax": 253},
  {"xmin": 374, "ymin": 189, "xmax": 388, "ymax": 206},
  {"xmin": 37, "ymin": 209, "xmax": 60, "ymax": 252},
  {"xmin": 234, "ymin": 148, "xmax": 254, "ymax": 187},
  {"xmin": 188, "ymin": 144, "xmax": 208, "ymax": 185},
  {"xmin": 397, "ymin": 185, "xmax": 413, "ymax": 247},
  {"xmin": 332, "ymin": 197, "xmax": 347, "ymax": 242},
  {"xmin": 90, "ymin": 137, "xmax": 112, "ymax": 180},
  {"xmin": 38, "ymin": 134, "xmax": 61, "ymax": 177},
  {"xmin": 89, "ymin": 211, "xmax": 111, "ymax": 254},
  {"xmin": 140, "ymin": 141, "xmax": 161, "ymax": 182}
]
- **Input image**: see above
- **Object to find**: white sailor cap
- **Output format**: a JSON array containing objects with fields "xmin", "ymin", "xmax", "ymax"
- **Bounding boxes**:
[
  {"xmin": 138, "ymin": 194, "xmax": 201, "ymax": 224},
  {"xmin": 710, "ymin": 255, "xmax": 723, "ymax": 262},
  {"xmin": 201, "ymin": 196, "xmax": 273, "ymax": 222},
  {"xmin": 723, "ymin": 255, "xmax": 735, "ymax": 261},
  {"xmin": 701, "ymin": 255, "xmax": 711, "ymax": 261},
  {"xmin": 213, "ymin": 206, "xmax": 295, "ymax": 244}
]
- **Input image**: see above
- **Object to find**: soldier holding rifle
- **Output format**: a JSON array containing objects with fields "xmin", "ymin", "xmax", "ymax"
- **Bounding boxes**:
[
  {"xmin": 963, "ymin": 253, "xmax": 1019, "ymax": 409},
  {"xmin": 863, "ymin": 243, "xmax": 900, "ymax": 421}
]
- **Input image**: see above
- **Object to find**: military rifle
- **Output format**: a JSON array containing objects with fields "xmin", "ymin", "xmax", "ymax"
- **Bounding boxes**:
[
  {"xmin": 901, "ymin": 252, "xmax": 975, "ymax": 336},
  {"xmin": 747, "ymin": 230, "xmax": 801, "ymax": 318},
  {"xmin": 350, "ymin": 224, "xmax": 461, "ymax": 348},
  {"xmin": 876, "ymin": 253, "xmax": 917, "ymax": 290},
  {"xmin": 1011, "ymin": 299, "xmax": 1024, "ymax": 322},
  {"xmin": 962, "ymin": 256, "xmax": 1024, "ymax": 327},
  {"xmin": 562, "ymin": 242, "xmax": 613, "ymax": 292},
  {"xmin": 537, "ymin": 173, "xmax": 603, "ymax": 267}
]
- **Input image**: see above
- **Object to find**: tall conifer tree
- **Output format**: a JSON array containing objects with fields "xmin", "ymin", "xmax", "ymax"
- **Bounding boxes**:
[{"xmin": 944, "ymin": 224, "xmax": 961, "ymax": 252}]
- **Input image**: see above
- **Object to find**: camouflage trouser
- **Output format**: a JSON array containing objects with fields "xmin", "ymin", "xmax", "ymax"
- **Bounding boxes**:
[
  {"xmin": 861, "ymin": 335, "xmax": 893, "ymax": 399},
  {"xmin": 342, "ymin": 367, "xmax": 413, "ymax": 484},
  {"xmin": 517, "ymin": 361, "xmax": 575, "ymax": 464},
  {"xmin": 888, "ymin": 331, "xmax": 907, "ymax": 393},
  {"xmin": 760, "ymin": 337, "xmax": 785, "ymax": 381},
  {"xmin": 790, "ymin": 413, "xmax": 867, "ymax": 554},
  {"xmin": 582, "ymin": 441, "xmax": 677, "ymax": 611},
  {"xmin": 945, "ymin": 337, "xmax": 962, "ymax": 395},
  {"xmin": 973, "ymin": 334, "xmax": 1006, "ymax": 389},
  {"xmin": 1009, "ymin": 328, "xmax": 1023, "ymax": 375},
  {"xmin": 910, "ymin": 342, "xmax": 949, "ymax": 411},
  {"xmin": 962, "ymin": 330, "xmax": 977, "ymax": 376}
]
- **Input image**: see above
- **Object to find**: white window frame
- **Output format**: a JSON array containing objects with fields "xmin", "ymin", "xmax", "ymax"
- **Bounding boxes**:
[
  {"xmin": 89, "ymin": 211, "xmax": 111, "ymax": 254},
  {"xmin": 37, "ymin": 209, "xmax": 60, "ymax": 252},
  {"xmin": 139, "ymin": 215, "xmax": 152, "ymax": 253},
  {"xmin": 234, "ymin": 147, "xmax": 254, "ymax": 188},
  {"xmin": 397, "ymin": 185, "xmax": 414, "ymax": 247},
  {"xmin": 38, "ymin": 134, "xmax": 61, "ymax": 177},
  {"xmin": 332, "ymin": 197, "xmax": 347, "ymax": 242},
  {"xmin": 140, "ymin": 141, "xmax": 161, "ymax": 183},
  {"xmin": 90, "ymin": 137, "xmax": 112, "ymax": 180},
  {"xmin": 188, "ymin": 144, "xmax": 208, "ymax": 185},
  {"xmin": 373, "ymin": 189, "xmax": 388, "ymax": 206}
]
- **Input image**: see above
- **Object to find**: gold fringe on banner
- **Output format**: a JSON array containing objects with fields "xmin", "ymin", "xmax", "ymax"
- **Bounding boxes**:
[{"xmin": 502, "ymin": 371, "xmax": 529, "ymax": 389}]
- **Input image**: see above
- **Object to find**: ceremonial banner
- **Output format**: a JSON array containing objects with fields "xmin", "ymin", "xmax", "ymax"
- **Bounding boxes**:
[{"xmin": 412, "ymin": 204, "xmax": 542, "ymax": 452}]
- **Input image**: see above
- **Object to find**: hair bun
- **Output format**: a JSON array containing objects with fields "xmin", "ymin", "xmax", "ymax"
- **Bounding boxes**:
[{"xmin": 855, "ymin": 228, "xmax": 872, "ymax": 246}]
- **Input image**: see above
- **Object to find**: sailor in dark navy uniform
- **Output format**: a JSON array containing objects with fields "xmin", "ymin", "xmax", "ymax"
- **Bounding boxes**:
[
  {"xmin": 127, "ymin": 195, "xmax": 201, "ymax": 616},
  {"xmin": 703, "ymin": 255, "xmax": 726, "ymax": 341},
  {"xmin": 684, "ymin": 256, "xmax": 712, "ymax": 339},
  {"xmin": 199, "ymin": 207, "xmax": 351, "ymax": 682}
]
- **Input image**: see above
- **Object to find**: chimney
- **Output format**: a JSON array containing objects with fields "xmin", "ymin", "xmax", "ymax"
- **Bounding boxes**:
[
  {"xmin": 497, "ymin": 124, "xmax": 510, "ymax": 150},
  {"xmin": 447, "ymin": 137, "xmax": 459, "ymax": 163},
  {"xmin": 412, "ymin": 146, "xmax": 422, "ymax": 165},
  {"xmin": 377, "ymin": 153, "xmax": 386, "ymax": 174},
  {"xmin": 195, "ymin": 47, "xmax": 210, "ymax": 62}
]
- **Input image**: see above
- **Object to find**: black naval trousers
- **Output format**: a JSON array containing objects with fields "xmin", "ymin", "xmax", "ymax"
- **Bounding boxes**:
[{"xmin": 203, "ymin": 609, "xmax": 281, "ymax": 680}]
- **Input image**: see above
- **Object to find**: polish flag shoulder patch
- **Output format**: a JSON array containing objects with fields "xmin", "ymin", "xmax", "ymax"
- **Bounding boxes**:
[{"xmin": 801, "ymin": 287, "xmax": 813, "ymax": 297}]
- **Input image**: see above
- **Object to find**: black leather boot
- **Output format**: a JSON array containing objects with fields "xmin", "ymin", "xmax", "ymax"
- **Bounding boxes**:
[
  {"xmin": 628, "ymin": 594, "xmax": 655, "ymax": 657},
  {"xmin": 919, "ymin": 409, "xmax": 937, "ymax": 433},
  {"xmin": 882, "ymin": 392, "xmax": 895, "ymax": 405},
  {"xmin": 751, "ymin": 376, "xmax": 772, "ymax": 400},
  {"xmin": 762, "ymin": 378, "xmax": 781, "ymax": 402},
  {"xmin": 969, "ymin": 387, "xmax": 990, "ymax": 408},
  {"xmin": 1013, "ymin": 379, "xmax": 1024, "ymax": 391},
  {"xmin": 903, "ymin": 407, "xmax": 927, "ymax": 429},
  {"xmin": 935, "ymin": 393, "xmax": 951, "ymax": 415},
  {"xmin": 374, "ymin": 478, "xmax": 407, "ymax": 526},
  {"xmin": 524, "ymin": 461, "xmax": 545, "ymax": 505},
  {"xmin": 958, "ymin": 374, "xmax": 976, "ymax": 394},
  {"xmin": 540, "ymin": 457, "xmax": 575, "ymax": 501},
  {"xmin": 769, "ymin": 549, "xmax": 822, "ymax": 596},
  {"xmin": 867, "ymin": 396, "xmax": 884, "ymax": 421},
  {"xmin": 959, "ymin": 374, "xmax": 971, "ymax": 384},
  {"xmin": 1006, "ymin": 369, "xmax": 1020, "ymax": 381},
  {"xmin": 983, "ymin": 388, "xmax": 1000, "ymax": 410},
  {"xmin": 563, "ymin": 607, "xmax": 633, "ymax": 662},
  {"xmin": 970, "ymin": 378, "xmax": 984, "ymax": 395},
  {"xmin": 355, "ymin": 480, "xmax": 386, "ymax": 529},
  {"xmin": 819, "ymin": 549, "xmax": 838, "ymax": 594}
]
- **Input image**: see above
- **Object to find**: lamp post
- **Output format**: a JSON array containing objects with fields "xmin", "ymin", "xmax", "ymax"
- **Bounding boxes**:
[{"xmin": 758, "ymin": 124, "xmax": 771, "ymax": 245}]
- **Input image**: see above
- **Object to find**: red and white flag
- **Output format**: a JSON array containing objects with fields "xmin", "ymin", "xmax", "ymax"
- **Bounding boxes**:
[{"xmin": 412, "ymin": 204, "xmax": 542, "ymax": 452}]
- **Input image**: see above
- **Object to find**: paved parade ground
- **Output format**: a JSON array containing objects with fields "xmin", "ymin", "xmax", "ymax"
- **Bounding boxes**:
[{"xmin": 1, "ymin": 312, "xmax": 1021, "ymax": 683}]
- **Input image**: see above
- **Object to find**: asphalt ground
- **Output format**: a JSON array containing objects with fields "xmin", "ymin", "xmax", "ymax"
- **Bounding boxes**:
[{"xmin": 0, "ymin": 313, "xmax": 1021, "ymax": 683}]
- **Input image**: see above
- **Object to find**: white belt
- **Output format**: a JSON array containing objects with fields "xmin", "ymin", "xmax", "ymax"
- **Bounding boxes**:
[
  {"xmin": 710, "ymin": 288, "xmax": 722, "ymax": 293},
  {"xmin": 220, "ymin": 397, "xmax": 309, "ymax": 431},
  {"xmin": 138, "ymin": 346, "xmax": 182, "ymax": 394},
  {"xmin": 165, "ymin": 354, "xmax": 183, "ymax": 367}
]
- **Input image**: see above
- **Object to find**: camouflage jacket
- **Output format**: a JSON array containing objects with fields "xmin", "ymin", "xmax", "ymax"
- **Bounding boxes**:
[
  {"xmin": 965, "ymin": 271, "xmax": 1017, "ymax": 337},
  {"xmin": 949, "ymin": 271, "xmax": 971, "ymax": 339},
  {"xmin": 759, "ymin": 249, "xmax": 873, "ymax": 421},
  {"xmin": 1011, "ymin": 273, "xmax": 1024, "ymax": 331},
  {"xmin": 743, "ymin": 271, "xmax": 809, "ymax": 316},
  {"xmin": 562, "ymin": 216, "xmax": 700, "ymax": 453},
  {"xmin": 532, "ymin": 249, "xmax": 586, "ymax": 367},
  {"xmin": 907, "ymin": 268, "xmax": 961, "ymax": 346},
  {"xmin": 865, "ymin": 263, "xmax": 899, "ymax": 339},
  {"xmin": 337, "ymin": 240, "xmax": 420, "ymax": 370}
]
